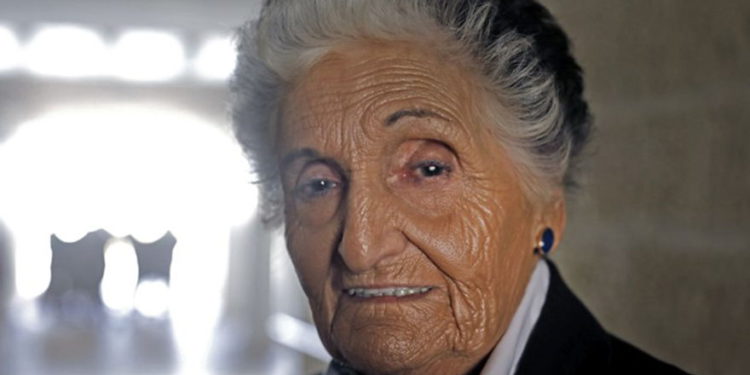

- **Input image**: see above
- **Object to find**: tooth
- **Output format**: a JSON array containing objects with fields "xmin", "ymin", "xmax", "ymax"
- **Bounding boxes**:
[{"xmin": 345, "ymin": 286, "xmax": 431, "ymax": 298}]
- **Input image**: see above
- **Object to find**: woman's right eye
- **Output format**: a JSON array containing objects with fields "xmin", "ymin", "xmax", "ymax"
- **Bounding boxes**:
[
  {"xmin": 294, "ymin": 178, "xmax": 340, "ymax": 200},
  {"xmin": 292, "ymin": 162, "xmax": 343, "ymax": 202}
]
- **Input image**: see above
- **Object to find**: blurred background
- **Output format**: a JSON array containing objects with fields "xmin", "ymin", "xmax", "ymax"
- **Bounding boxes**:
[{"xmin": 0, "ymin": 0, "xmax": 747, "ymax": 374}]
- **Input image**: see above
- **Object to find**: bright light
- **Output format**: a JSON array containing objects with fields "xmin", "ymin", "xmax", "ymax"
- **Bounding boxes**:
[
  {"xmin": 0, "ymin": 25, "xmax": 21, "ymax": 72},
  {"xmin": 111, "ymin": 30, "xmax": 186, "ymax": 82},
  {"xmin": 11, "ymin": 229, "xmax": 52, "ymax": 300},
  {"xmin": 134, "ymin": 279, "xmax": 170, "ymax": 318},
  {"xmin": 169, "ymin": 225, "xmax": 230, "ymax": 372},
  {"xmin": 194, "ymin": 35, "xmax": 236, "ymax": 81},
  {"xmin": 129, "ymin": 227, "xmax": 169, "ymax": 244},
  {"xmin": 53, "ymin": 224, "xmax": 90, "ymax": 243},
  {"xmin": 24, "ymin": 24, "xmax": 108, "ymax": 78},
  {"xmin": 100, "ymin": 238, "xmax": 139, "ymax": 313},
  {"xmin": 0, "ymin": 104, "xmax": 258, "ymax": 305},
  {"xmin": 0, "ymin": 104, "xmax": 256, "ymax": 238},
  {"xmin": 3, "ymin": 23, "xmax": 235, "ymax": 82}
]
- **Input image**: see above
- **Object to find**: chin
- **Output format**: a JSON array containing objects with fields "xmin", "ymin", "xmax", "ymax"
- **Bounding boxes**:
[{"xmin": 333, "ymin": 326, "xmax": 443, "ymax": 374}]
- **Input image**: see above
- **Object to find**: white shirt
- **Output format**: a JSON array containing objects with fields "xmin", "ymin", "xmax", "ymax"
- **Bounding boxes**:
[{"xmin": 480, "ymin": 260, "xmax": 550, "ymax": 375}]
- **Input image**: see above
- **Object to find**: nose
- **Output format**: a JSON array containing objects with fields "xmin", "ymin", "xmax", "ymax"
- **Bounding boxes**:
[{"xmin": 337, "ymin": 183, "xmax": 406, "ymax": 274}]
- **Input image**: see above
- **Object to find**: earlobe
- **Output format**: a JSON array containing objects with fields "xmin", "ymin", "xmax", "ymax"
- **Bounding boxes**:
[{"xmin": 549, "ymin": 196, "xmax": 566, "ymax": 252}]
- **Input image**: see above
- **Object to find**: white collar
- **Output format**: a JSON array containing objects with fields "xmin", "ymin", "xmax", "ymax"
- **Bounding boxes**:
[{"xmin": 480, "ymin": 259, "xmax": 550, "ymax": 375}]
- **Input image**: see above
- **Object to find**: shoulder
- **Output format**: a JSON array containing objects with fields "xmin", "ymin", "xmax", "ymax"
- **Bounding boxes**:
[
  {"xmin": 515, "ymin": 260, "xmax": 691, "ymax": 375},
  {"xmin": 606, "ymin": 334, "xmax": 689, "ymax": 375}
]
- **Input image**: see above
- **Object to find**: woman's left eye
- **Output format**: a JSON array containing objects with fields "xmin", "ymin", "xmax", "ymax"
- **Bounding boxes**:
[{"xmin": 413, "ymin": 160, "xmax": 451, "ymax": 178}]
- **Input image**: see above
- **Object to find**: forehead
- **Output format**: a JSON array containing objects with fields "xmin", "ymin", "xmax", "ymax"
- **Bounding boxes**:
[{"xmin": 278, "ymin": 41, "xmax": 483, "ymax": 145}]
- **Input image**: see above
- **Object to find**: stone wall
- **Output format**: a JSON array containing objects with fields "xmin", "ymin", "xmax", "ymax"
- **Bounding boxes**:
[{"xmin": 542, "ymin": 1, "xmax": 750, "ymax": 374}]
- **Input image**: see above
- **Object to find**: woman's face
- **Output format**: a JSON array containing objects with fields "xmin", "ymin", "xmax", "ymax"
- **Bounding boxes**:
[{"xmin": 277, "ymin": 41, "xmax": 563, "ymax": 374}]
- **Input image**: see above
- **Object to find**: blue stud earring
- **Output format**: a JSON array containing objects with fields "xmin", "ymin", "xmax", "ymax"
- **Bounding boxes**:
[{"xmin": 534, "ymin": 228, "xmax": 555, "ymax": 256}]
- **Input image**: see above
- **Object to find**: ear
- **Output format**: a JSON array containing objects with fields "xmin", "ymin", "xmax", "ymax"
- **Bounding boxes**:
[{"xmin": 536, "ymin": 189, "xmax": 567, "ymax": 254}]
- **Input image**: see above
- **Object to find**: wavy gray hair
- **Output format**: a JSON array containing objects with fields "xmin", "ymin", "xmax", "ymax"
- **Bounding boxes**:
[{"xmin": 231, "ymin": 0, "xmax": 591, "ymax": 224}]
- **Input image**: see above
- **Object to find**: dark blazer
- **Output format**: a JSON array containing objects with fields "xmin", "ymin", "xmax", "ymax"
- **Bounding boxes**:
[
  {"xmin": 514, "ymin": 261, "xmax": 689, "ymax": 374},
  {"xmin": 326, "ymin": 261, "xmax": 690, "ymax": 375}
]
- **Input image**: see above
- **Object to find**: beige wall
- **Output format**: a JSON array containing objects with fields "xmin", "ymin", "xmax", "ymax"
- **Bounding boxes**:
[{"xmin": 541, "ymin": 1, "xmax": 750, "ymax": 374}]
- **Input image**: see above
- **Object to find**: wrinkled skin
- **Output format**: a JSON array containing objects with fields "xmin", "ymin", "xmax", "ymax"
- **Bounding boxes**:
[{"xmin": 277, "ymin": 41, "xmax": 565, "ymax": 375}]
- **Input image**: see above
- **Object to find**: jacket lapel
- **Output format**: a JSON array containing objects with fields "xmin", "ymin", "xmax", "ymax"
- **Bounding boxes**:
[{"xmin": 514, "ymin": 260, "xmax": 612, "ymax": 375}]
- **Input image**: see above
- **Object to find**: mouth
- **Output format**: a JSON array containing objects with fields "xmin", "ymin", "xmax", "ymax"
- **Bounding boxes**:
[{"xmin": 344, "ymin": 286, "xmax": 433, "ymax": 298}]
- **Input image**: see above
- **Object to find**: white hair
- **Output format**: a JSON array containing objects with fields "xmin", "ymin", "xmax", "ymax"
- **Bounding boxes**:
[{"xmin": 231, "ymin": 0, "xmax": 590, "ymax": 224}]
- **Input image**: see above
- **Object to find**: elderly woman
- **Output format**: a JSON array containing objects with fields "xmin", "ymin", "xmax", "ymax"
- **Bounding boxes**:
[{"xmin": 232, "ymin": 1, "xmax": 689, "ymax": 374}]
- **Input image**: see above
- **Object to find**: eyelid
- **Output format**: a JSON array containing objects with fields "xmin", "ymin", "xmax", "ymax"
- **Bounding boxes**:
[
  {"xmin": 293, "ymin": 178, "xmax": 340, "ymax": 201},
  {"xmin": 410, "ymin": 138, "xmax": 460, "ymax": 164},
  {"xmin": 411, "ymin": 159, "xmax": 452, "ymax": 172},
  {"xmin": 428, "ymin": 139, "xmax": 457, "ymax": 156},
  {"xmin": 295, "ymin": 158, "xmax": 343, "ymax": 181}
]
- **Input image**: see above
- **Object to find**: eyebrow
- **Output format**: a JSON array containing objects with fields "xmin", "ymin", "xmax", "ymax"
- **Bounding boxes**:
[
  {"xmin": 281, "ymin": 109, "xmax": 446, "ymax": 169},
  {"xmin": 280, "ymin": 147, "xmax": 320, "ymax": 170},
  {"xmin": 384, "ymin": 108, "xmax": 447, "ymax": 126}
]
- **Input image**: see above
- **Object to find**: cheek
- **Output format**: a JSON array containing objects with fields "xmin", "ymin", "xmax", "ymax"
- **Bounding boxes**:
[
  {"xmin": 402, "ymin": 185, "xmax": 523, "ymax": 274},
  {"xmin": 435, "ymin": 181, "xmax": 536, "ymax": 289},
  {"xmin": 397, "ymin": 179, "xmax": 537, "ymax": 351},
  {"xmin": 284, "ymin": 215, "xmax": 340, "ymax": 307},
  {"xmin": 284, "ymin": 220, "xmax": 347, "ymax": 357}
]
